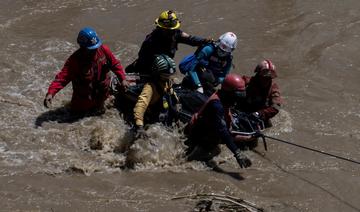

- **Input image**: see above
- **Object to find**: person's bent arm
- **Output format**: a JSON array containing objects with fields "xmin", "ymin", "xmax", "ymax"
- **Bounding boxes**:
[
  {"xmin": 102, "ymin": 45, "xmax": 128, "ymax": 88},
  {"xmin": 258, "ymin": 83, "xmax": 282, "ymax": 120},
  {"xmin": 188, "ymin": 45, "xmax": 213, "ymax": 88},
  {"xmin": 46, "ymin": 58, "xmax": 73, "ymax": 97},
  {"xmin": 210, "ymin": 100, "xmax": 238, "ymax": 154},
  {"xmin": 179, "ymin": 31, "xmax": 209, "ymax": 46},
  {"xmin": 211, "ymin": 100, "xmax": 251, "ymax": 168}
]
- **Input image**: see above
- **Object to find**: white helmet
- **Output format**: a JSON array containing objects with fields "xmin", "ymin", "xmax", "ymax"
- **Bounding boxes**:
[{"xmin": 218, "ymin": 32, "xmax": 237, "ymax": 53}]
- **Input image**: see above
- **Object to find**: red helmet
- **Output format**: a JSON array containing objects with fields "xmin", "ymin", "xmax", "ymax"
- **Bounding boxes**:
[
  {"xmin": 221, "ymin": 73, "xmax": 246, "ymax": 92},
  {"xmin": 254, "ymin": 59, "xmax": 277, "ymax": 78}
]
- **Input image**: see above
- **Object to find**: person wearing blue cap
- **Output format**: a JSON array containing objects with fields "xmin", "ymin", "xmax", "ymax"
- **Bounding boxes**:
[{"xmin": 43, "ymin": 27, "xmax": 129, "ymax": 113}]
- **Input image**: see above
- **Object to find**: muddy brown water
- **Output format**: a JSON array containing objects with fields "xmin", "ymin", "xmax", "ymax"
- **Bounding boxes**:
[{"xmin": 0, "ymin": 0, "xmax": 360, "ymax": 211}]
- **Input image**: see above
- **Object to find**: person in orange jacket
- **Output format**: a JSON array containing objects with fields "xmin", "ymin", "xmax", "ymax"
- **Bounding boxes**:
[{"xmin": 43, "ymin": 27, "xmax": 128, "ymax": 113}]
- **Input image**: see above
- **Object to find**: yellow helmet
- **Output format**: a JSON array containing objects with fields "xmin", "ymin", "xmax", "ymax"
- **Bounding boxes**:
[{"xmin": 155, "ymin": 10, "xmax": 181, "ymax": 30}]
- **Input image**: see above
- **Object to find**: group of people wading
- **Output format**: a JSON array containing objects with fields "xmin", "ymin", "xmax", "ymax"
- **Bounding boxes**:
[{"xmin": 43, "ymin": 10, "xmax": 282, "ymax": 169}]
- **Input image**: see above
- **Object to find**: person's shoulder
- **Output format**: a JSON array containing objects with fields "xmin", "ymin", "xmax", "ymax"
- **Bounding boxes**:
[
  {"xmin": 202, "ymin": 44, "xmax": 215, "ymax": 52},
  {"xmin": 99, "ymin": 44, "xmax": 117, "ymax": 57},
  {"xmin": 208, "ymin": 98, "xmax": 223, "ymax": 110},
  {"xmin": 196, "ymin": 43, "xmax": 215, "ymax": 56},
  {"xmin": 67, "ymin": 49, "xmax": 82, "ymax": 61},
  {"xmin": 99, "ymin": 44, "xmax": 110, "ymax": 52}
]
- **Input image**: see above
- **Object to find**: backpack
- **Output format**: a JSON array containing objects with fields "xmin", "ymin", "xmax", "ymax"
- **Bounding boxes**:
[
  {"xmin": 179, "ymin": 54, "xmax": 196, "ymax": 74},
  {"xmin": 179, "ymin": 43, "xmax": 215, "ymax": 74}
]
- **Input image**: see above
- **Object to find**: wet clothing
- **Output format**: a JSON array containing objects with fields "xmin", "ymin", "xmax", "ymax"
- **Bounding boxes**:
[
  {"xmin": 237, "ymin": 75, "xmax": 282, "ymax": 124},
  {"xmin": 128, "ymin": 28, "xmax": 208, "ymax": 75},
  {"xmin": 186, "ymin": 92, "xmax": 239, "ymax": 155},
  {"xmin": 133, "ymin": 80, "xmax": 175, "ymax": 127},
  {"xmin": 186, "ymin": 44, "xmax": 232, "ymax": 88},
  {"xmin": 47, "ymin": 45, "xmax": 126, "ymax": 112}
]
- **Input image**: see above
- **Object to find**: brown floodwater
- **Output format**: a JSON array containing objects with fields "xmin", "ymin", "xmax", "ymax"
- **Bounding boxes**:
[{"xmin": 0, "ymin": 0, "xmax": 360, "ymax": 211}]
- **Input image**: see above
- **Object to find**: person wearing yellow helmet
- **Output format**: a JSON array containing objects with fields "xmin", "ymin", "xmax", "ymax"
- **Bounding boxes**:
[
  {"xmin": 155, "ymin": 10, "xmax": 181, "ymax": 30},
  {"xmin": 126, "ymin": 10, "xmax": 211, "ymax": 79}
]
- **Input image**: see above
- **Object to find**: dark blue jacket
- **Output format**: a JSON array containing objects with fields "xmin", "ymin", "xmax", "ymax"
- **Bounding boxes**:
[
  {"xmin": 136, "ymin": 29, "xmax": 207, "ymax": 73},
  {"xmin": 189, "ymin": 94, "xmax": 238, "ymax": 154}
]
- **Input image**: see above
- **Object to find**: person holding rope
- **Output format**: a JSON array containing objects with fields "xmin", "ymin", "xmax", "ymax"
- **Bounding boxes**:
[
  {"xmin": 184, "ymin": 74, "xmax": 252, "ymax": 168},
  {"xmin": 236, "ymin": 59, "xmax": 283, "ymax": 128}
]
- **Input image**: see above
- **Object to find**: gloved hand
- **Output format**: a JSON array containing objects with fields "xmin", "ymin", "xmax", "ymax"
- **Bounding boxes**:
[
  {"xmin": 135, "ymin": 125, "xmax": 148, "ymax": 139},
  {"xmin": 205, "ymin": 37, "xmax": 215, "ymax": 43},
  {"xmin": 121, "ymin": 79, "xmax": 130, "ymax": 91},
  {"xmin": 234, "ymin": 149, "xmax": 252, "ymax": 168},
  {"xmin": 251, "ymin": 131, "xmax": 263, "ymax": 138},
  {"xmin": 43, "ymin": 94, "xmax": 53, "ymax": 108},
  {"xmin": 196, "ymin": 86, "xmax": 204, "ymax": 94}
]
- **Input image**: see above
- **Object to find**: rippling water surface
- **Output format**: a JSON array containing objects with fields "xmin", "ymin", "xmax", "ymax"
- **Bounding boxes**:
[{"xmin": 0, "ymin": 0, "xmax": 360, "ymax": 211}]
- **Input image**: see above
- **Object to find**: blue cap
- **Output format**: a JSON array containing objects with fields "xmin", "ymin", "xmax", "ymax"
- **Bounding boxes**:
[{"xmin": 77, "ymin": 27, "xmax": 102, "ymax": 49}]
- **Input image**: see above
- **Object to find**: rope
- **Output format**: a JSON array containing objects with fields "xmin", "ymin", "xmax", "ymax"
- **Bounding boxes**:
[{"xmin": 264, "ymin": 135, "xmax": 360, "ymax": 165}]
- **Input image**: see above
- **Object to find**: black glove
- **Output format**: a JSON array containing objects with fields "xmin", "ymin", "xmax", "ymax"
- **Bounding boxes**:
[
  {"xmin": 43, "ymin": 94, "xmax": 53, "ymax": 108},
  {"xmin": 135, "ymin": 125, "xmax": 148, "ymax": 139},
  {"xmin": 251, "ymin": 131, "xmax": 263, "ymax": 138},
  {"xmin": 234, "ymin": 149, "xmax": 252, "ymax": 168}
]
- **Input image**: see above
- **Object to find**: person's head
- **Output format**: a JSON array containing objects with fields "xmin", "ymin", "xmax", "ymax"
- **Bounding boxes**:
[
  {"xmin": 151, "ymin": 54, "xmax": 177, "ymax": 81},
  {"xmin": 220, "ymin": 73, "xmax": 246, "ymax": 106},
  {"xmin": 253, "ymin": 60, "xmax": 277, "ymax": 87},
  {"xmin": 77, "ymin": 27, "xmax": 102, "ymax": 50},
  {"xmin": 155, "ymin": 10, "xmax": 181, "ymax": 31},
  {"xmin": 216, "ymin": 32, "xmax": 237, "ymax": 57}
]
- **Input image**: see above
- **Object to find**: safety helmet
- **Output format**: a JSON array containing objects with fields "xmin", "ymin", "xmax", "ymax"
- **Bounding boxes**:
[
  {"xmin": 221, "ymin": 73, "xmax": 246, "ymax": 98},
  {"xmin": 218, "ymin": 32, "xmax": 237, "ymax": 53},
  {"xmin": 155, "ymin": 10, "xmax": 181, "ymax": 30},
  {"xmin": 77, "ymin": 27, "xmax": 102, "ymax": 50},
  {"xmin": 254, "ymin": 59, "xmax": 277, "ymax": 78},
  {"xmin": 152, "ymin": 54, "xmax": 176, "ymax": 79}
]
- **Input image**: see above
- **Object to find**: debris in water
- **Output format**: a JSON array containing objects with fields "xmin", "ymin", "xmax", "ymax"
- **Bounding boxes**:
[{"xmin": 171, "ymin": 193, "xmax": 263, "ymax": 212}]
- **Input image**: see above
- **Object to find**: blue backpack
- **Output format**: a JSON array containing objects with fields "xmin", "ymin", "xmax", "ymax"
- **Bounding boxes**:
[
  {"xmin": 179, "ymin": 54, "xmax": 196, "ymax": 74},
  {"xmin": 179, "ymin": 43, "xmax": 215, "ymax": 74}
]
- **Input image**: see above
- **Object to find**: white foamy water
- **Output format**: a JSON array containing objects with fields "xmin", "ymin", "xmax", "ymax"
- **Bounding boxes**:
[{"xmin": 1, "ymin": 0, "xmax": 360, "ymax": 211}]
